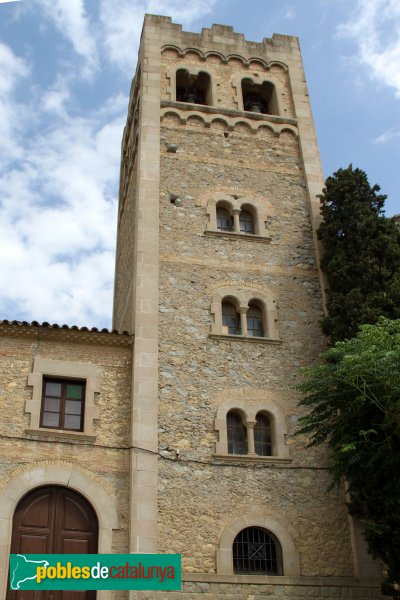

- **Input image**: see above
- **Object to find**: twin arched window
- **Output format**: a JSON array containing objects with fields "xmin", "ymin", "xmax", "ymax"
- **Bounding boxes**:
[
  {"xmin": 233, "ymin": 526, "xmax": 283, "ymax": 575},
  {"xmin": 222, "ymin": 299, "xmax": 264, "ymax": 338},
  {"xmin": 211, "ymin": 287, "xmax": 279, "ymax": 341},
  {"xmin": 216, "ymin": 203, "xmax": 255, "ymax": 235},
  {"xmin": 227, "ymin": 410, "xmax": 272, "ymax": 456}
]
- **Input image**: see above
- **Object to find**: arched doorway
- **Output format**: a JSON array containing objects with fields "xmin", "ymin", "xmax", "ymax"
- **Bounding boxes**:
[{"xmin": 8, "ymin": 486, "xmax": 98, "ymax": 600}]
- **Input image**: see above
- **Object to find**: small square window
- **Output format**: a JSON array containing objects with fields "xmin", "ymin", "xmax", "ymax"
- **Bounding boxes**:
[{"xmin": 40, "ymin": 378, "xmax": 85, "ymax": 432}]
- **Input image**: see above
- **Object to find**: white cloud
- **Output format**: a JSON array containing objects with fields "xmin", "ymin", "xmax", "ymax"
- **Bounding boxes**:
[
  {"xmin": 100, "ymin": 0, "xmax": 217, "ymax": 72},
  {"xmin": 0, "ymin": 42, "xmax": 28, "ymax": 98},
  {"xmin": 32, "ymin": 0, "xmax": 98, "ymax": 77},
  {"xmin": 99, "ymin": 1, "xmax": 144, "ymax": 73},
  {"xmin": 0, "ymin": 36, "xmax": 126, "ymax": 327},
  {"xmin": 0, "ymin": 109, "xmax": 122, "ymax": 326},
  {"xmin": 0, "ymin": 2, "xmax": 223, "ymax": 328},
  {"xmin": 373, "ymin": 126, "xmax": 400, "ymax": 144},
  {"xmin": 285, "ymin": 7, "xmax": 296, "ymax": 20},
  {"xmin": 337, "ymin": 0, "xmax": 400, "ymax": 97},
  {"xmin": 41, "ymin": 76, "xmax": 72, "ymax": 116},
  {"xmin": 0, "ymin": 43, "xmax": 29, "ymax": 165}
]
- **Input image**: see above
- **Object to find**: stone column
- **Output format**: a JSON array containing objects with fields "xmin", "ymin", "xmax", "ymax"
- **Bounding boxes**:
[
  {"xmin": 239, "ymin": 306, "xmax": 248, "ymax": 336},
  {"xmin": 233, "ymin": 208, "xmax": 240, "ymax": 232},
  {"xmin": 246, "ymin": 420, "xmax": 256, "ymax": 455}
]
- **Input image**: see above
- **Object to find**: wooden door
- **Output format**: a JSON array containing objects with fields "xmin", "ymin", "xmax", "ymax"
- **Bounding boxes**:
[{"xmin": 8, "ymin": 486, "xmax": 98, "ymax": 600}]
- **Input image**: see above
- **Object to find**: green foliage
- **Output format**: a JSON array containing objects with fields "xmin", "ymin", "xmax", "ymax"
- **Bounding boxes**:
[
  {"xmin": 317, "ymin": 165, "xmax": 400, "ymax": 343},
  {"xmin": 297, "ymin": 318, "xmax": 400, "ymax": 596}
]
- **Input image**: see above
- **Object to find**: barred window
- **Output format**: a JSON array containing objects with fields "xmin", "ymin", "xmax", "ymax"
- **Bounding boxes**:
[
  {"xmin": 233, "ymin": 527, "xmax": 283, "ymax": 574},
  {"xmin": 227, "ymin": 410, "xmax": 247, "ymax": 455},
  {"xmin": 254, "ymin": 413, "xmax": 272, "ymax": 456}
]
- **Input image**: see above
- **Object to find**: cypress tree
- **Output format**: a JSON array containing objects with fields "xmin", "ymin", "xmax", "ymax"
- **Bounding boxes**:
[{"xmin": 318, "ymin": 165, "xmax": 400, "ymax": 343}]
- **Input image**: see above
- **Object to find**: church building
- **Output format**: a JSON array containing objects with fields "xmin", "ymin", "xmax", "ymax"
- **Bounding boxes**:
[{"xmin": 0, "ymin": 14, "xmax": 383, "ymax": 600}]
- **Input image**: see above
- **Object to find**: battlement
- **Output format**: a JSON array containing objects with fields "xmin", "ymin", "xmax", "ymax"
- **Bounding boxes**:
[{"xmin": 143, "ymin": 13, "xmax": 299, "ymax": 57}]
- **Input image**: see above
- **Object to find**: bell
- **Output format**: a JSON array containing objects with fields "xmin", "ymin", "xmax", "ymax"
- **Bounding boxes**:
[
  {"xmin": 184, "ymin": 87, "xmax": 197, "ymax": 103},
  {"xmin": 244, "ymin": 93, "xmax": 262, "ymax": 113}
]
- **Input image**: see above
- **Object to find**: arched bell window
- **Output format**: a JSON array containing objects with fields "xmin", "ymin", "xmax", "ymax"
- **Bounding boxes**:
[
  {"xmin": 241, "ymin": 79, "xmax": 279, "ymax": 115},
  {"xmin": 233, "ymin": 526, "xmax": 283, "ymax": 575},
  {"xmin": 227, "ymin": 410, "xmax": 247, "ymax": 455},
  {"xmin": 222, "ymin": 300, "xmax": 240, "ymax": 335},
  {"xmin": 217, "ymin": 206, "xmax": 233, "ymax": 231},
  {"xmin": 239, "ymin": 209, "xmax": 255, "ymax": 234},
  {"xmin": 247, "ymin": 301, "xmax": 264, "ymax": 337},
  {"xmin": 254, "ymin": 412, "xmax": 272, "ymax": 456},
  {"xmin": 176, "ymin": 69, "xmax": 211, "ymax": 105}
]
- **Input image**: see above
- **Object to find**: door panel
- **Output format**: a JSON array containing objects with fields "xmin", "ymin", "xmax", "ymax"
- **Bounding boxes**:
[{"xmin": 7, "ymin": 486, "xmax": 98, "ymax": 600}]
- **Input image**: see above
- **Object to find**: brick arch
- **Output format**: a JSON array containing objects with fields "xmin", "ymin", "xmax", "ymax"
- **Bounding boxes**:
[
  {"xmin": 216, "ymin": 513, "xmax": 300, "ymax": 576},
  {"xmin": 0, "ymin": 462, "xmax": 119, "ymax": 600}
]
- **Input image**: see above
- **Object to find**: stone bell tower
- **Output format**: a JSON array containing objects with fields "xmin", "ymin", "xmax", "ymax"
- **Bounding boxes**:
[{"xmin": 113, "ymin": 14, "xmax": 382, "ymax": 599}]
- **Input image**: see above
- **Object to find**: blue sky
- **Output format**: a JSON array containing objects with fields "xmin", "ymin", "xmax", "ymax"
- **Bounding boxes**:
[{"xmin": 0, "ymin": 0, "xmax": 399, "ymax": 328}]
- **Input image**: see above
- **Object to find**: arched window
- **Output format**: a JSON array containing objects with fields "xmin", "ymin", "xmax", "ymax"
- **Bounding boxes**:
[
  {"xmin": 233, "ymin": 527, "xmax": 283, "ymax": 575},
  {"xmin": 241, "ymin": 79, "xmax": 279, "ymax": 115},
  {"xmin": 176, "ymin": 69, "xmax": 211, "ymax": 105},
  {"xmin": 247, "ymin": 301, "xmax": 264, "ymax": 337},
  {"xmin": 254, "ymin": 413, "xmax": 272, "ymax": 456},
  {"xmin": 217, "ymin": 206, "xmax": 233, "ymax": 231},
  {"xmin": 222, "ymin": 300, "xmax": 240, "ymax": 334},
  {"xmin": 239, "ymin": 209, "xmax": 255, "ymax": 234},
  {"xmin": 227, "ymin": 410, "xmax": 247, "ymax": 455}
]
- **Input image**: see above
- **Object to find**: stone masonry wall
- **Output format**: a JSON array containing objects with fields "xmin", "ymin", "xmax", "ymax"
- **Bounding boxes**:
[
  {"xmin": 161, "ymin": 50, "xmax": 294, "ymax": 117},
  {"xmin": 0, "ymin": 326, "xmax": 132, "ymax": 557},
  {"xmin": 156, "ymin": 114, "xmax": 354, "ymax": 577},
  {"xmin": 113, "ymin": 154, "xmax": 137, "ymax": 333},
  {"xmin": 131, "ymin": 577, "xmax": 383, "ymax": 599}
]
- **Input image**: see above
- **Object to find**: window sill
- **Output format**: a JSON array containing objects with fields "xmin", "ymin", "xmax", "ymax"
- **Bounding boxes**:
[
  {"xmin": 204, "ymin": 230, "xmax": 271, "ymax": 243},
  {"xmin": 210, "ymin": 334, "xmax": 282, "ymax": 344},
  {"xmin": 213, "ymin": 454, "xmax": 291, "ymax": 464},
  {"xmin": 26, "ymin": 428, "xmax": 96, "ymax": 443}
]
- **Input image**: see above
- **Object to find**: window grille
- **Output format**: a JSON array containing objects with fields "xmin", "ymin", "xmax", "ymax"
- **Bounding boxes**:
[{"xmin": 233, "ymin": 527, "xmax": 282, "ymax": 574}]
